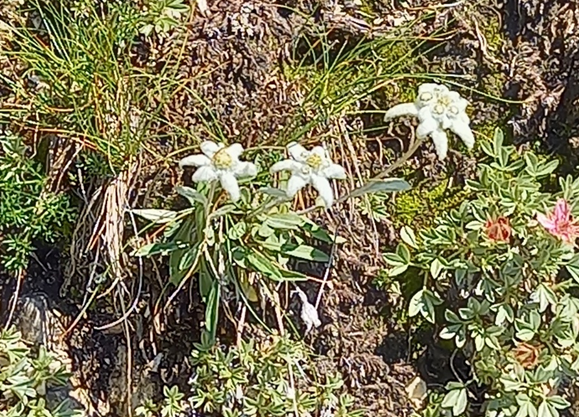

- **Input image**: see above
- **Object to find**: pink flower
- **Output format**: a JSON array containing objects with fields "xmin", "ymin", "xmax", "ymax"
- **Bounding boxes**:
[{"xmin": 537, "ymin": 199, "xmax": 579, "ymax": 244}]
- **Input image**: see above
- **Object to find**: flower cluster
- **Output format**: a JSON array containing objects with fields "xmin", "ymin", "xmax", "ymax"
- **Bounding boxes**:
[
  {"xmin": 537, "ymin": 198, "xmax": 579, "ymax": 244},
  {"xmin": 384, "ymin": 83, "xmax": 475, "ymax": 160},
  {"xmin": 179, "ymin": 141, "xmax": 346, "ymax": 208}
]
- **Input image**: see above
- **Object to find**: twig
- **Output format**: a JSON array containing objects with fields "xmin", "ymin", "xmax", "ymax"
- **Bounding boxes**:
[
  {"xmin": 119, "ymin": 286, "xmax": 133, "ymax": 417},
  {"xmin": 95, "ymin": 208, "xmax": 144, "ymax": 331},
  {"xmin": 236, "ymin": 304, "xmax": 247, "ymax": 347},
  {"xmin": 315, "ymin": 221, "xmax": 341, "ymax": 310},
  {"xmin": 5, "ymin": 269, "xmax": 25, "ymax": 328}
]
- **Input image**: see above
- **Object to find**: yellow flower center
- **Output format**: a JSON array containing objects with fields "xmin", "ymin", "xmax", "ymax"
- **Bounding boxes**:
[
  {"xmin": 449, "ymin": 105, "xmax": 459, "ymax": 115},
  {"xmin": 419, "ymin": 92, "xmax": 433, "ymax": 102},
  {"xmin": 212, "ymin": 149, "xmax": 233, "ymax": 170},
  {"xmin": 438, "ymin": 95, "xmax": 452, "ymax": 107},
  {"xmin": 305, "ymin": 153, "xmax": 323, "ymax": 170},
  {"xmin": 433, "ymin": 104, "xmax": 445, "ymax": 115}
]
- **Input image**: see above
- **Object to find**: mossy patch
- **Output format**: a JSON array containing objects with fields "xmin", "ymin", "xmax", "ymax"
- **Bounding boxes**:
[{"xmin": 389, "ymin": 178, "xmax": 471, "ymax": 230}]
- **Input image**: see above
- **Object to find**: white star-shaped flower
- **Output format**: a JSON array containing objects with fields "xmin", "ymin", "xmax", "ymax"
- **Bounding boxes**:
[
  {"xmin": 270, "ymin": 143, "xmax": 346, "ymax": 208},
  {"xmin": 384, "ymin": 83, "xmax": 475, "ymax": 160},
  {"xmin": 179, "ymin": 141, "xmax": 257, "ymax": 202}
]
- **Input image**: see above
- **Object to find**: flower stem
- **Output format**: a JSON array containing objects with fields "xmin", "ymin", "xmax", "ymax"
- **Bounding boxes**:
[{"xmin": 298, "ymin": 135, "xmax": 424, "ymax": 215}]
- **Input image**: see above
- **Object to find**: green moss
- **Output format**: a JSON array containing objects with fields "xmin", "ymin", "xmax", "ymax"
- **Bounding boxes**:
[{"xmin": 389, "ymin": 178, "xmax": 471, "ymax": 229}]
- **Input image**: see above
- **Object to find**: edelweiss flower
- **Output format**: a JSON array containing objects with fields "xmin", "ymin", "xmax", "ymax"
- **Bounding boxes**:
[
  {"xmin": 384, "ymin": 83, "xmax": 475, "ymax": 160},
  {"xmin": 179, "ymin": 141, "xmax": 257, "ymax": 202},
  {"xmin": 537, "ymin": 199, "xmax": 579, "ymax": 244},
  {"xmin": 293, "ymin": 287, "xmax": 321, "ymax": 334},
  {"xmin": 270, "ymin": 143, "xmax": 346, "ymax": 208}
]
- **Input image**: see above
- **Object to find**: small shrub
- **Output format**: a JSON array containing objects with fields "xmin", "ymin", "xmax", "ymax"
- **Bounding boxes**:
[
  {"xmin": 384, "ymin": 129, "xmax": 579, "ymax": 416},
  {"xmin": 0, "ymin": 134, "xmax": 75, "ymax": 271},
  {"xmin": 0, "ymin": 327, "xmax": 79, "ymax": 417},
  {"xmin": 137, "ymin": 333, "xmax": 361, "ymax": 417}
]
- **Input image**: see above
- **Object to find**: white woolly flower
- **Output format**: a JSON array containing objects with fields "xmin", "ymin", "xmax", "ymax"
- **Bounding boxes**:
[
  {"xmin": 384, "ymin": 83, "xmax": 475, "ymax": 160},
  {"xmin": 270, "ymin": 143, "xmax": 346, "ymax": 208},
  {"xmin": 179, "ymin": 141, "xmax": 257, "ymax": 202},
  {"xmin": 293, "ymin": 287, "xmax": 321, "ymax": 334}
]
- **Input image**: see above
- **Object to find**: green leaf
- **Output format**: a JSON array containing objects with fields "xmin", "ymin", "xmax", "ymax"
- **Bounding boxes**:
[
  {"xmin": 264, "ymin": 213, "xmax": 305, "ymax": 230},
  {"xmin": 397, "ymin": 244, "xmax": 411, "ymax": 263},
  {"xmin": 535, "ymin": 160, "xmax": 559, "ymax": 177},
  {"xmin": 283, "ymin": 244, "xmax": 329, "ymax": 262},
  {"xmin": 205, "ymin": 281, "xmax": 220, "ymax": 345},
  {"xmin": 515, "ymin": 310, "xmax": 541, "ymax": 342},
  {"xmin": 430, "ymin": 258, "xmax": 444, "ymax": 279},
  {"xmin": 493, "ymin": 128, "xmax": 504, "ymax": 156},
  {"xmin": 400, "ymin": 226, "xmax": 418, "ymax": 249},
  {"xmin": 170, "ymin": 244, "xmax": 200, "ymax": 285},
  {"xmin": 547, "ymin": 396, "xmax": 570, "ymax": 410},
  {"xmin": 246, "ymin": 250, "xmax": 283, "ymax": 280},
  {"xmin": 408, "ymin": 289, "xmax": 440, "ymax": 324},
  {"xmin": 565, "ymin": 253, "xmax": 579, "ymax": 283},
  {"xmin": 383, "ymin": 252, "xmax": 407, "ymax": 267},
  {"xmin": 348, "ymin": 178, "xmax": 411, "ymax": 199},
  {"xmin": 538, "ymin": 400, "xmax": 559, "ymax": 417},
  {"xmin": 132, "ymin": 209, "xmax": 177, "ymax": 224},
  {"xmin": 279, "ymin": 269, "xmax": 308, "ymax": 281},
  {"xmin": 531, "ymin": 284, "xmax": 557, "ymax": 313},
  {"xmin": 176, "ymin": 186, "xmax": 207, "ymax": 206},
  {"xmin": 133, "ymin": 242, "xmax": 184, "ymax": 257},
  {"xmin": 515, "ymin": 396, "xmax": 537, "ymax": 417},
  {"xmin": 387, "ymin": 264, "xmax": 408, "ymax": 277},
  {"xmin": 228, "ymin": 221, "xmax": 247, "ymax": 240},
  {"xmin": 259, "ymin": 187, "xmax": 288, "ymax": 199},
  {"xmin": 210, "ymin": 204, "xmax": 236, "ymax": 219},
  {"xmin": 302, "ymin": 220, "xmax": 344, "ymax": 244},
  {"xmin": 441, "ymin": 387, "xmax": 468, "ymax": 416},
  {"xmin": 494, "ymin": 304, "xmax": 514, "ymax": 326}
]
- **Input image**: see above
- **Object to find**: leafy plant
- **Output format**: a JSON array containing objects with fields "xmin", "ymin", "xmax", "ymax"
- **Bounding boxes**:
[
  {"xmin": 0, "ymin": 327, "xmax": 80, "ymax": 417},
  {"xmin": 139, "ymin": 0, "xmax": 189, "ymax": 37},
  {"xmin": 384, "ymin": 128, "xmax": 579, "ymax": 416},
  {"xmin": 0, "ymin": 134, "xmax": 75, "ymax": 270},
  {"xmin": 135, "ymin": 386, "xmax": 185, "ymax": 417},
  {"xmin": 188, "ymin": 333, "xmax": 363, "ymax": 417},
  {"xmin": 2, "ymin": 0, "xmax": 162, "ymax": 172},
  {"xmin": 133, "ymin": 141, "xmax": 410, "ymax": 343}
]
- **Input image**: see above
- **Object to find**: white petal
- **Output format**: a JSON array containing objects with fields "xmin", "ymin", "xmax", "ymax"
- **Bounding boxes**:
[
  {"xmin": 179, "ymin": 154, "xmax": 211, "ymax": 168},
  {"xmin": 450, "ymin": 120, "xmax": 475, "ymax": 149},
  {"xmin": 286, "ymin": 173, "xmax": 308, "ymax": 197},
  {"xmin": 226, "ymin": 143, "xmax": 244, "ymax": 160},
  {"xmin": 311, "ymin": 174, "xmax": 334, "ymax": 208},
  {"xmin": 310, "ymin": 146, "xmax": 327, "ymax": 158},
  {"xmin": 287, "ymin": 142, "xmax": 309, "ymax": 162},
  {"xmin": 417, "ymin": 106, "xmax": 433, "ymax": 123},
  {"xmin": 270, "ymin": 159, "xmax": 302, "ymax": 173},
  {"xmin": 200, "ymin": 141, "xmax": 222, "ymax": 158},
  {"xmin": 233, "ymin": 161, "xmax": 257, "ymax": 178},
  {"xmin": 416, "ymin": 117, "xmax": 437, "ymax": 139},
  {"xmin": 448, "ymin": 91, "xmax": 462, "ymax": 102},
  {"xmin": 220, "ymin": 173, "xmax": 240, "ymax": 202},
  {"xmin": 192, "ymin": 166, "xmax": 218, "ymax": 182},
  {"xmin": 323, "ymin": 163, "xmax": 346, "ymax": 179},
  {"xmin": 416, "ymin": 84, "xmax": 439, "ymax": 106},
  {"xmin": 384, "ymin": 103, "xmax": 419, "ymax": 120},
  {"xmin": 431, "ymin": 129, "xmax": 449, "ymax": 161},
  {"xmin": 418, "ymin": 83, "xmax": 443, "ymax": 95},
  {"xmin": 440, "ymin": 115, "xmax": 452, "ymax": 130}
]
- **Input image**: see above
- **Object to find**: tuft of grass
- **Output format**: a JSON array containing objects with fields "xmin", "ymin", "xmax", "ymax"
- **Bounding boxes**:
[{"xmin": 1, "ymin": 0, "xmax": 184, "ymax": 174}]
